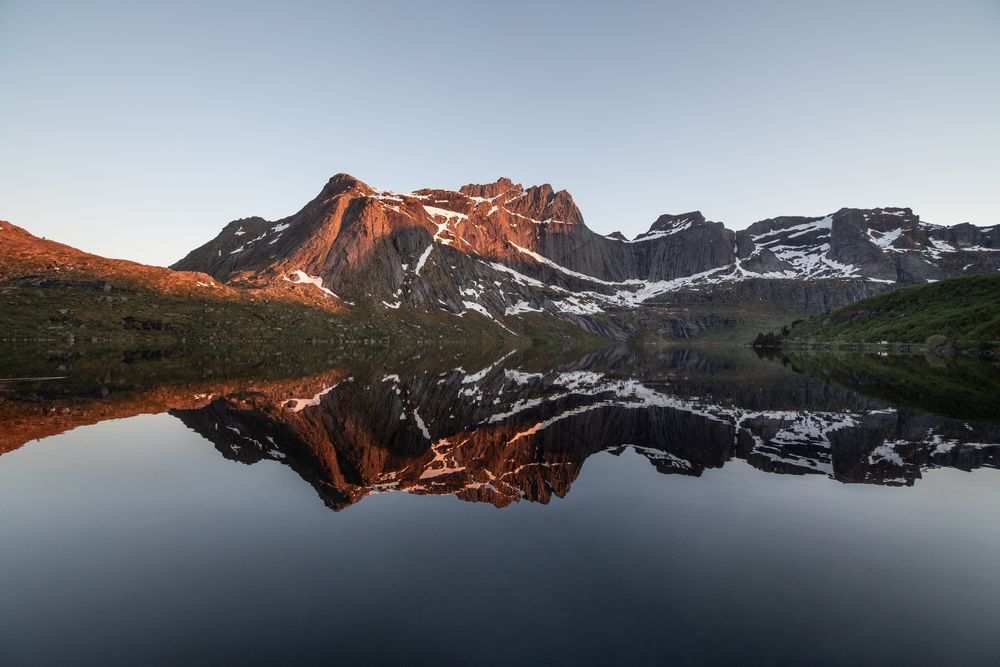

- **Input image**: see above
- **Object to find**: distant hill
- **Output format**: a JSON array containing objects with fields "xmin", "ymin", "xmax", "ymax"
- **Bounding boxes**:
[{"xmin": 782, "ymin": 273, "xmax": 1000, "ymax": 351}]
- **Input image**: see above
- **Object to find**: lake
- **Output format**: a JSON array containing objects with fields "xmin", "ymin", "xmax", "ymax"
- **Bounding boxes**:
[{"xmin": 1, "ymin": 346, "xmax": 998, "ymax": 665}]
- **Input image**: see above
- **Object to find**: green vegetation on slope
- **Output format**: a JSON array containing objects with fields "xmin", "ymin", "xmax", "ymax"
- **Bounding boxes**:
[
  {"xmin": 756, "ymin": 273, "xmax": 1000, "ymax": 352},
  {"xmin": 1, "ymin": 282, "xmax": 351, "ymax": 343}
]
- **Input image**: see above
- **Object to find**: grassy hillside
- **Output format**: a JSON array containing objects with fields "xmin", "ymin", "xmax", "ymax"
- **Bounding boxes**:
[{"xmin": 777, "ymin": 273, "xmax": 1000, "ymax": 351}]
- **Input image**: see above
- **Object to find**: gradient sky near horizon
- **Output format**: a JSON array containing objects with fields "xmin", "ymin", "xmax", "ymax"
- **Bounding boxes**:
[{"xmin": 2, "ymin": 0, "xmax": 999, "ymax": 267}]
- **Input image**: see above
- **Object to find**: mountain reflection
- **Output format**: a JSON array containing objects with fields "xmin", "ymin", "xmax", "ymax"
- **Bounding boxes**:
[{"xmin": 3, "ymin": 347, "xmax": 999, "ymax": 510}]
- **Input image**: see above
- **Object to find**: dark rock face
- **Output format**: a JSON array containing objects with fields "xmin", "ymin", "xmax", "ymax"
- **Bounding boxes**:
[
  {"xmin": 172, "ymin": 175, "xmax": 1000, "ymax": 338},
  {"xmin": 740, "ymin": 207, "xmax": 1000, "ymax": 284}
]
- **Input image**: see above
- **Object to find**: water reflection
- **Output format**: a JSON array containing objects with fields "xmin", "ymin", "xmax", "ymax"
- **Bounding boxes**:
[{"xmin": 3, "ymin": 346, "xmax": 998, "ymax": 511}]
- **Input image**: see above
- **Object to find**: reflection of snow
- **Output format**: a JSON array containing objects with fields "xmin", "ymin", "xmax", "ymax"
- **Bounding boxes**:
[{"xmin": 284, "ymin": 384, "xmax": 338, "ymax": 412}]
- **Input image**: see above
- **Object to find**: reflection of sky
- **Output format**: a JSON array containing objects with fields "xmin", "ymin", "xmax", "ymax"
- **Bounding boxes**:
[
  {"xmin": 1, "ymin": 1, "xmax": 998, "ymax": 266},
  {"xmin": 1, "ymin": 412, "xmax": 998, "ymax": 664}
]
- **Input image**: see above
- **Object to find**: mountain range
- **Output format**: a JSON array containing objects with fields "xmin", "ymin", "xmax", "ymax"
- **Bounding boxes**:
[
  {"xmin": 173, "ymin": 173, "xmax": 1000, "ymax": 339},
  {"xmin": 3, "ymin": 173, "xmax": 998, "ymax": 343}
]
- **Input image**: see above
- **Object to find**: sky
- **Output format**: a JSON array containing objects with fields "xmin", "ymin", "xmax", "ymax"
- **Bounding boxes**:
[{"xmin": 1, "ymin": 0, "xmax": 998, "ymax": 267}]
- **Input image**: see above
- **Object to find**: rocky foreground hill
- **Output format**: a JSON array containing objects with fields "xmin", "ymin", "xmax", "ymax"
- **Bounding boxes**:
[{"xmin": 174, "ymin": 173, "xmax": 1000, "ymax": 339}]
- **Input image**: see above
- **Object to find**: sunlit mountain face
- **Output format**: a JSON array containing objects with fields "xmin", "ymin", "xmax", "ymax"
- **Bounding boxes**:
[
  {"xmin": 4, "ymin": 347, "xmax": 998, "ymax": 512},
  {"xmin": 169, "ymin": 175, "xmax": 1000, "ymax": 340}
]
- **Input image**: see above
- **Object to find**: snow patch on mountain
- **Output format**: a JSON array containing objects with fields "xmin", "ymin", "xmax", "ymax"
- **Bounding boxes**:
[
  {"xmin": 505, "ymin": 301, "xmax": 543, "ymax": 315},
  {"xmin": 414, "ymin": 245, "xmax": 434, "ymax": 275},
  {"xmin": 284, "ymin": 270, "xmax": 343, "ymax": 299}
]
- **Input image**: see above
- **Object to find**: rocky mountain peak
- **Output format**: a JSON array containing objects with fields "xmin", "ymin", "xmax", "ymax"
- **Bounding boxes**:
[
  {"xmin": 629, "ymin": 212, "xmax": 710, "ymax": 241},
  {"xmin": 872, "ymin": 206, "xmax": 915, "ymax": 219},
  {"xmin": 830, "ymin": 207, "xmax": 918, "ymax": 225},
  {"xmin": 459, "ymin": 177, "xmax": 521, "ymax": 200},
  {"xmin": 320, "ymin": 173, "xmax": 373, "ymax": 198},
  {"xmin": 222, "ymin": 216, "xmax": 267, "ymax": 233},
  {"xmin": 648, "ymin": 212, "xmax": 707, "ymax": 232},
  {"xmin": 171, "ymin": 174, "xmax": 1000, "ymax": 339}
]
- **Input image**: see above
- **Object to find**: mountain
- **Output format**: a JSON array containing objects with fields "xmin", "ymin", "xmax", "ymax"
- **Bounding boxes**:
[
  {"xmin": 0, "ymin": 218, "xmax": 520, "ymax": 348},
  {"xmin": 173, "ymin": 174, "xmax": 1000, "ymax": 339}
]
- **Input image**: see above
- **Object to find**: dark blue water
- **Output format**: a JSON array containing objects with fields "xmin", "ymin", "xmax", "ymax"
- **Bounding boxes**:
[{"xmin": 1, "ymin": 350, "xmax": 998, "ymax": 665}]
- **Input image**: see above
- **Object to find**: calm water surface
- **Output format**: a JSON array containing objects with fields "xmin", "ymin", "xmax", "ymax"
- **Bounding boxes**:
[{"xmin": 1, "ymin": 347, "xmax": 998, "ymax": 665}]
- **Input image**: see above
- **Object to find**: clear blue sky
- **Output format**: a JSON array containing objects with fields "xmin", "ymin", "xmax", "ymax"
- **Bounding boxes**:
[{"xmin": 2, "ymin": 0, "xmax": 998, "ymax": 266}]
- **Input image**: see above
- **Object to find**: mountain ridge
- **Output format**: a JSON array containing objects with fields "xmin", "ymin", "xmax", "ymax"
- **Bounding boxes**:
[{"xmin": 171, "ymin": 173, "xmax": 1000, "ymax": 339}]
